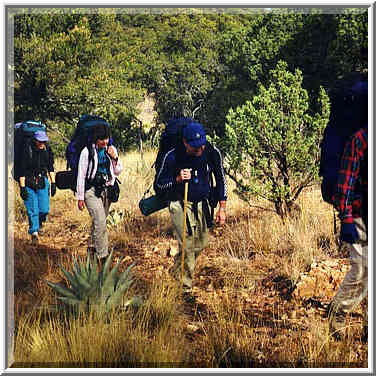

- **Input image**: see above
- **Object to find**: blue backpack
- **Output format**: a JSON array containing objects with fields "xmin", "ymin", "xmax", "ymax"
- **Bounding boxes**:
[
  {"xmin": 319, "ymin": 74, "xmax": 368, "ymax": 205},
  {"xmin": 63, "ymin": 115, "xmax": 112, "ymax": 191},
  {"xmin": 154, "ymin": 117, "xmax": 193, "ymax": 175},
  {"xmin": 12, "ymin": 120, "xmax": 48, "ymax": 181}
]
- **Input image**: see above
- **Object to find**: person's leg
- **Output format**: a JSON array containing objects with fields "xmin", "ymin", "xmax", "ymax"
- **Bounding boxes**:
[
  {"xmin": 103, "ymin": 188, "xmax": 111, "ymax": 217},
  {"xmin": 84, "ymin": 187, "xmax": 109, "ymax": 259},
  {"xmin": 194, "ymin": 201, "xmax": 209, "ymax": 259},
  {"xmin": 37, "ymin": 177, "xmax": 50, "ymax": 231},
  {"xmin": 23, "ymin": 187, "xmax": 39, "ymax": 236},
  {"xmin": 169, "ymin": 201, "xmax": 196, "ymax": 292},
  {"xmin": 329, "ymin": 218, "xmax": 368, "ymax": 338}
]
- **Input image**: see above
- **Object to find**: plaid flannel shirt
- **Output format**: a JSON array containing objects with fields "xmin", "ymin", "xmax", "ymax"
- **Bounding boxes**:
[{"xmin": 335, "ymin": 128, "xmax": 367, "ymax": 224}]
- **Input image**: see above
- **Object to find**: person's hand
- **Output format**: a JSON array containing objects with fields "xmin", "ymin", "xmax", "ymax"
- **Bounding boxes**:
[
  {"xmin": 20, "ymin": 186, "xmax": 28, "ymax": 201},
  {"xmin": 107, "ymin": 145, "xmax": 118, "ymax": 161},
  {"xmin": 78, "ymin": 200, "xmax": 85, "ymax": 211},
  {"xmin": 177, "ymin": 168, "xmax": 192, "ymax": 183},
  {"xmin": 50, "ymin": 182, "xmax": 56, "ymax": 197},
  {"xmin": 215, "ymin": 207, "xmax": 226, "ymax": 226},
  {"xmin": 340, "ymin": 223, "xmax": 359, "ymax": 244}
]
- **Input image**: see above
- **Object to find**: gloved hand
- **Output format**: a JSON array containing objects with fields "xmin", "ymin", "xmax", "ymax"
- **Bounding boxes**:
[
  {"xmin": 20, "ymin": 186, "xmax": 28, "ymax": 201},
  {"xmin": 50, "ymin": 182, "xmax": 56, "ymax": 197},
  {"xmin": 340, "ymin": 223, "xmax": 359, "ymax": 244}
]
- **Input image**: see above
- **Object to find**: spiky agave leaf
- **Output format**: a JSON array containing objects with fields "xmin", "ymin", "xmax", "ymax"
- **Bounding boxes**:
[
  {"xmin": 88, "ymin": 256, "xmax": 99, "ymax": 286},
  {"xmin": 101, "ymin": 259, "xmax": 121, "ymax": 304},
  {"xmin": 116, "ymin": 262, "xmax": 136, "ymax": 288},
  {"xmin": 99, "ymin": 251, "xmax": 114, "ymax": 285},
  {"xmin": 46, "ymin": 281, "xmax": 78, "ymax": 300},
  {"xmin": 58, "ymin": 296, "xmax": 82, "ymax": 305},
  {"xmin": 105, "ymin": 279, "xmax": 135, "ymax": 310},
  {"xmin": 59, "ymin": 265, "xmax": 82, "ymax": 297},
  {"xmin": 47, "ymin": 253, "xmax": 141, "ymax": 316},
  {"xmin": 73, "ymin": 268, "xmax": 92, "ymax": 293},
  {"xmin": 104, "ymin": 264, "xmax": 136, "ymax": 310},
  {"xmin": 123, "ymin": 296, "xmax": 143, "ymax": 309},
  {"xmin": 73, "ymin": 256, "xmax": 81, "ymax": 275}
]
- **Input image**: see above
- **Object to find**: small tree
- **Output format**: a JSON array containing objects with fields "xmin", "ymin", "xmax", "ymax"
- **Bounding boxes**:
[{"xmin": 217, "ymin": 61, "xmax": 330, "ymax": 219}]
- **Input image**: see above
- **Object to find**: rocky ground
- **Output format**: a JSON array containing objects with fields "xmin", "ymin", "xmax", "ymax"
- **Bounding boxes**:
[{"xmin": 11, "ymin": 203, "xmax": 367, "ymax": 367}]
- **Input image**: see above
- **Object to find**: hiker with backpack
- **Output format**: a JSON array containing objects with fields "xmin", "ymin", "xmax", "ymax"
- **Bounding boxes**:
[
  {"xmin": 76, "ymin": 123, "xmax": 122, "ymax": 262},
  {"xmin": 319, "ymin": 73, "xmax": 368, "ymax": 341},
  {"xmin": 17, "ymin": 129, "xmax": 56, "ymax": 245},
  {"xmin": 154, "ymin": 120, "xmax": 228, "ymax": 301}
]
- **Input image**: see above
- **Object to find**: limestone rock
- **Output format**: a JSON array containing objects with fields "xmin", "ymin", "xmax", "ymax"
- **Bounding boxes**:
[
  {"xmin": 169, "ymin": 240, "xmax": 179, "ymax": 257},
  {"xmin": 292, "ymin": 259, "xmax": 350, "ymax": 301}
]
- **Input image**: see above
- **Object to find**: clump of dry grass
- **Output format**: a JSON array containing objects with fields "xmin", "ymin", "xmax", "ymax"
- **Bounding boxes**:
[
  {"xmin": 13, "ymin": 280, "xmax": 189, "ymax": 367},
  {"xmin": 9, "ymin": 149, "xmax": 367, "ymax": 368}
]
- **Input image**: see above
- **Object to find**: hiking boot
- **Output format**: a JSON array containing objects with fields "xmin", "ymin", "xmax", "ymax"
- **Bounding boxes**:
[
  {"xmin": 98, "ymin": 254, "xmax": 110, "ymax": 268},
  {"xmin": 38, "ymin": 228, "xmax": 45, "ymax": 236},
  {"xmin": 31, "ymin": 232, "xmax": 39, "ymax": 245},
  {"xmin": 328, "ymin": 306, "xmax": 346, "ymax": 341},
  {"xmin": 182, "ymin": 291, "xmax": 196, "ymax": 304}
]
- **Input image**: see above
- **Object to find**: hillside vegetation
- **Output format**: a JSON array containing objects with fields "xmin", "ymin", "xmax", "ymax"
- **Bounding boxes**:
[
  {"xmin": 9, "ymin": 150, "xmax": 367, "ymax": 368},
  {"xmin": 8, "ymin": 6, "xmax": 368, "ymax": 369}
]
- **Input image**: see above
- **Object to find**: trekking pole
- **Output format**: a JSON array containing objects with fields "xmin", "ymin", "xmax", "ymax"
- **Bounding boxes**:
[{"xmin": 180, "ymin": 180, "xmax": 189, "ymax": 298}]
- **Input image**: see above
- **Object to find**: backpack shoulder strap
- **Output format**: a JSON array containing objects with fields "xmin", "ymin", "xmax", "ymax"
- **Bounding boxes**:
[{"xmin": 86, "ymin": 144, "xmax": 96, "ymax": 181}]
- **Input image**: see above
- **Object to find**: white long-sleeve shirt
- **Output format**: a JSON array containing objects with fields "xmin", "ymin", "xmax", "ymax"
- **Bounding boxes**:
[{"xmin": 76, "ymin": 144, "xmax": 123, "ymax": 201}]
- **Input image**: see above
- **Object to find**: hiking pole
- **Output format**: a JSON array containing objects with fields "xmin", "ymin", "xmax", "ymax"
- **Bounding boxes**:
[{"xmin": 180, "ymin": 180, "xmax": 189, "ymax": 299}]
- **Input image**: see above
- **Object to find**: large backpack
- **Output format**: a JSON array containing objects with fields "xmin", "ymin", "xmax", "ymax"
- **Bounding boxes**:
[
  {"xmin": 154, "ymin": 117, "xmax": 193, "ymax": 174},
  {"xmin": 319, "ymin": 73, "xmax": 368, "ymax": 205},
  {"xmin": 63, "ymin": 115, "xmax": 112, "ymax": 191},
  {"xmin": 12, "ymin": 120, "xmax": 48, "ymax": 181}
]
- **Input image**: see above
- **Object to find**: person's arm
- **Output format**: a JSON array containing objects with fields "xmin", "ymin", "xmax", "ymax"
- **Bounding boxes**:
[
  {"xmin": 335, "ymin": 130, "xmax": 367, "ymax": 244},
  {"xmin": 210, "ymin": 145, "xmax": 228, "ymax": 225},
  {"xmin": 210, "ymin": 145, "xmax": 228, "ymax": 203},
  {"xmin": 19, "ymin": 176, "xmax": 26, "ymax": 188},
  {"xmin": 107, "ymin": 145, "xmax": 123, "ymax": 176},
  {"xmin": 47, "ymin": 147, "xmax": 55, "ymax": 183},
  {"xmin": 335, "ymin": 132, "xmax": 366, "ymax": 224},
  {"xmin": 18, "ymin": 145, "xmax": 29, "ymax": 186},
  {"xmin": 154, "ymin": 150, "xmax": 177, "ymax": 196},
  {"xmin": 18, "ymin": 176, "xmax": 28, "ymax": 200},
  {"xmin": 76, "ymin": 148, "xmax": 89, "ymax": 202}
]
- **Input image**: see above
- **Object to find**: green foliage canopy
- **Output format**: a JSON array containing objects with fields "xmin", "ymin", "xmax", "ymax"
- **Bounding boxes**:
[{"xmin": 218, "ymin": 61, "xmax": 330, "ymax": 218}]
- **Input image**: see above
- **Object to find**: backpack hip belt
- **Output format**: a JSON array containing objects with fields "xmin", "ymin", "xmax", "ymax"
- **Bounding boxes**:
[{"xmin": 25, "ymin": 172, "xmax": 47, "ymax": 191}]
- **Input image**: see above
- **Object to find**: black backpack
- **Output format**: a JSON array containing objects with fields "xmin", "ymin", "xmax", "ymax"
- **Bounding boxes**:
[
  {"xmin": 12, "ymin": 120, "xmax": 49, "ymax": 181},
  {"xmin": 319, "ymin": 73, "xmax": 368, "ymax": 205},
  {"xmin": 57, "ymin": 115, "xmax": 113, "ymax": 191}
]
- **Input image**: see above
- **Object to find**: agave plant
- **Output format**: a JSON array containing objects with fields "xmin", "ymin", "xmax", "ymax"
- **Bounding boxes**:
[{"xmin": 46, "ymin": 252, "xmax": 142, "ymax": 315}]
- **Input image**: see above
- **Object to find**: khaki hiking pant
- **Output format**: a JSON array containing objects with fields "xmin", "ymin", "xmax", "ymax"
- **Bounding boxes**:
[
  {"xmin": 85, "ymin": 186, "xmax": 111, "ymax": 259},
  {"xmin": 169, "ymin": 200, "xmax": 209, "ymax": 292},
  {"xmin": 331, "ymin": 217, "xmax": 368, "ymax": 323}
]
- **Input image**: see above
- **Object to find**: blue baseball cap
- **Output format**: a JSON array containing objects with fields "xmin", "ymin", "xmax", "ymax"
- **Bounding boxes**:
[
  {"xmin": 34, "ymin": 130, "xmax": 49, "ymax": 142},
  {"xmin": 183, "ymin": 122, "xmax": 206, "ymax": 148}
]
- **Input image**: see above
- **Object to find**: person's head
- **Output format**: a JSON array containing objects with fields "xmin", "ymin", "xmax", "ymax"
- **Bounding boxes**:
[
  {"xmin": 330, "ymin": 72, "xmax": 368, "ymax": 134},
  {"xmin": 182, "ymin": 121, "xmax": 207, "ymax": 157},
  {"xmin": 92, "ymin": 124, "xmax": 111, "ymax": 149},
  {"xmin": 34, "ymin": 131, "xmax": 48, "ymax": 150}
]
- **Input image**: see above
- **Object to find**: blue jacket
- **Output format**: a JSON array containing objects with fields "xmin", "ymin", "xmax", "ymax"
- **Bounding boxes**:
[{"xmin": 154, "ymin": 143, "xmax": 227, "ymax": 203}]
